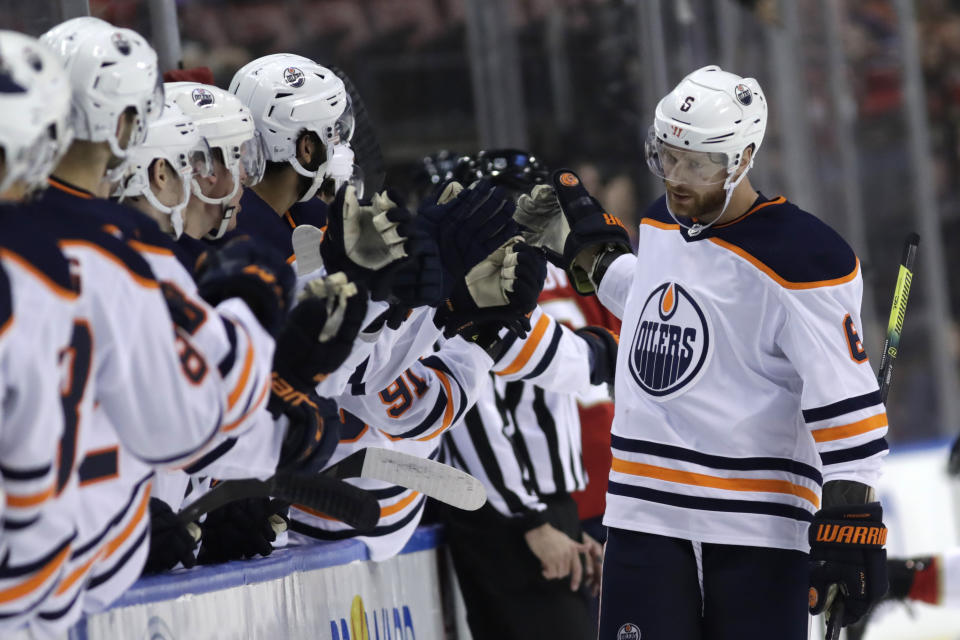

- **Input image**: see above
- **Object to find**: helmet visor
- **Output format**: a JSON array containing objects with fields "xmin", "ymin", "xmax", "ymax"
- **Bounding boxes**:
[
  {"xmin": 645, "ymin": 128, "xmax": 730, "ymax": 187},
  {"xmin": 182, "ymin": 137, "xmax": 214, "ymax": 180},
  {"xmin": 238, "ymin": 131, "xmax": 266, "ymax": 186},
  {"xmin": 333, "ymin": 93, "xmax": 354, "ymax": 143}
]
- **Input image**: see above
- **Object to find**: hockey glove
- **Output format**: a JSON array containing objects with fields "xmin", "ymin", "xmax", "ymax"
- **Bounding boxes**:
[
  {"xmin": 270, "ymin": 375, "xmax": 341, "ymax": 474},
  {"xmin": 195, "ymin": 236, "xmax": 295, "ymax": 337},
  {"xmin": 575, "ymin": 326, "xmax": 620, "ymax": 385},
  {"xmin": 808, "ymin": 502, "xmax": 889, "ymax": 627},
  {"xmin": 368, "ymin": 226, "xmax": 447, "ymax": 316},
  {"xmin": 417, "ymin": 179, "xmax": 520, "ymax": 295},
  {"xmin": 197, "ymin": 497, "xmax": 288, "ymax": 564},
  {"xmin": 320, "ymin": 184, "xmax": 410, "ymax": 282},
  {"xmin": 434, "ymin": 239, "xmax": 547, "ymax": 350},
  {"xmin": 514, "ymin": 183, "xmax": 569, "ymax": 265},
  {"xmin": 551, "ymin": 169, "xmax": 633, "ymax": 295},
  {"xmin": 274, "ymin": 274, "xmax": 368, "ymax": 389},
  {"xmin": 142, "ymin": 497, "xmax": 199, "ymax": 575}
]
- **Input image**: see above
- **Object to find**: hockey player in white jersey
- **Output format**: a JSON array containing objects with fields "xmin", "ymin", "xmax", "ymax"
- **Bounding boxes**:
[
  {"xmin": 0, "ymin": 31, "xmax": 79, "ymax": 630},
  {"xmin": 533, "ymin": 66, "xmax": 889, "ymax": 638},
  {"xmin": 21, "ymin": 17, "xmax": 291, "ymax": 629}
]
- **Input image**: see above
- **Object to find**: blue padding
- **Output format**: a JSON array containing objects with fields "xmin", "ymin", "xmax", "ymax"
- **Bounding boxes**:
[{"xmin": 105, "ymin": 525, "xmax": 443, "ymax": 610}]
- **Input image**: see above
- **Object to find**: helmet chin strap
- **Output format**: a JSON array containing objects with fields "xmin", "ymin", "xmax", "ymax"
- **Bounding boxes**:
[
  {"xmin": 205, "ymin": 203, "xmax": 236, "ymax": 240},
  {"xmin": 664, "ymin": 161, "xmax": 752, "ymax": 237}
]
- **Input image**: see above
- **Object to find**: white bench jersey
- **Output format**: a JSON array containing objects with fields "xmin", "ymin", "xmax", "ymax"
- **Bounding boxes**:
[
  {"xmin": 0, "ymin": 223, "xmax": 78, "ymax": 630},
  {"xmin": 597, "ymin": 195, "xmax": 887, "ymax": 553}
]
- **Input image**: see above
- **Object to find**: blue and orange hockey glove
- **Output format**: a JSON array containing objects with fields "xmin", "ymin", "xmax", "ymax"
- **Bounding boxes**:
[{"xmin": 808, "ymin": 502, "xmax": 889, "ymax": 627}]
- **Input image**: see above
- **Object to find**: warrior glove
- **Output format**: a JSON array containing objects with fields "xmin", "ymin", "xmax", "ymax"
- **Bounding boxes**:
[
  {"xmin": 808, "ymin": 501, "xmax": 889, "ymax": 627},
  {"xmin": 195, "ymin": 237, "xmax": 296, "ymax": 337},
  {"xmin": 270, "ymin": 377, "xmax": 341, "ymax": 475},
  {"xmin": 549, "ymin": 169, "xmax": 632, "ymax": 295}
]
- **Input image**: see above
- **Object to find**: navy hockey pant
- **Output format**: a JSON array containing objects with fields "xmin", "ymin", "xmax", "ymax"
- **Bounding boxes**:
[{"xmin": 598, "ymin": 528, "xmax": 809, "ymax": 640}]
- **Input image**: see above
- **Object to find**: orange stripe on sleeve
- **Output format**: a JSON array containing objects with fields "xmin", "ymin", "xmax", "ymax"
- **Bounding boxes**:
[
  {"xmin": 611, "ymin": 457, "xmax": 820, "ymax": 508},
  {"xmin": 811, "ymin": 413, "xmax": 888, "ymax": 443},
  {"xmin": 227, "ymin": 332, "xmax": 256, "ymax": 411},
  {"xmin": 101, "ymin": 484, "xmax": 152, "ymax": 561},
  {"xmin": 415, "ymin": 369, "xmax": 456, "ymax": 442},
  {"xmin": 0, "ymin": 545, "xmax": 70, "ymax": 604},
  {"xmin": 494, "ymin": 314, "xmax": 551, "ymax": 377},
  {"xmin": 220, "ymin": 376, "xmax": 271, "ymax": 434},
  {"xmin": 6, "ymin": 484, "xmax": 55, "ymax": 509},
  {"xmin": 294, "ymin": 490, "xmax": 420, "ymax": 522}
]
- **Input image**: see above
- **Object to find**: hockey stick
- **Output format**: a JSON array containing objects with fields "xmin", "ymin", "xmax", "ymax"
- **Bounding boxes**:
[
  {"xmin": 177, "ymin": 473, "xmax": 380, "ymax": 532},
  {"xmin": 323, "ymin": 447, "xmax": 487, "ymax": 511},
  {"xmin": 824, "ymin": 232, "xmax": 920, "ymax": 640}
]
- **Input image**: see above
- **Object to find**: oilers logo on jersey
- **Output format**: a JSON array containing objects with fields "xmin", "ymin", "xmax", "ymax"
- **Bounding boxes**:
[
  {"xmin": 628, "ymin": 282, "xmax": 711, "ymax": 398},
  {"xmin": 617, "ymin": 623, "xmax": 641, "ymax": 640}
]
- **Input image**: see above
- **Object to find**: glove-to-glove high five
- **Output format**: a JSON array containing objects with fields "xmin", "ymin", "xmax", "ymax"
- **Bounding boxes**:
[
  {"xmin": 320, "ymin": 184, "xmax": 410, "ymax": 281},
  {"xmin": 514, "ymin": 183, "xmax": 570, "ymax": 265},
  {"xmin": 549, "ymin": 169, "xmax": 633, "ymax": 295},
  {"xmin": 417, "ymin": 178, "xmax": 520, "ymax": 297},
  {"xmin": 434, "ymin": 238, "xmax": 547, "ymax": 349},
  {"xmin": 808, "ymin": 501, "xmax": 889, "ymax": 627}
]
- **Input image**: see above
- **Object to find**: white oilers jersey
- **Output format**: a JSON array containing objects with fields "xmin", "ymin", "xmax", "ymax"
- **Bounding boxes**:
[
  {"xmin": 126, "ymin": 228, "xmax": 277, "ymax": 477},
  {"xmin": 597, "ymin": 195, "xmax": 888, "ymax": 552},
  {"xmin": 0, "ymin": 226, "xmax": 78, "ymax": 630}
]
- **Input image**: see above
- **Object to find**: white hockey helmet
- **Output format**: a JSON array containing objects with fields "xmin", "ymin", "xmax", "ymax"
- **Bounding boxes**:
[
  {"xmin": 40, "ymin": 17, "xmax": 164, "ymax": 160},
  {"xmin": 646, "ymin": 65, "xmax": 766, "ymax": 187},
  {"xmin": 165, "ymin": 82, "xmax": 265, "ymax": 203},
  {"xmin": 228, "ymin": 53, "xmax": 359, "ymax": 201},
  {"xmin": 645, "ymin": 66, "xmax": 767, "ymax": 234},
  {"xmin": 117, "ymin": 99, "xmax": 214, "ymax": 238},
  {"xmin": 0, "ymin": 30, "xmax": 73, "ymax": 196}
]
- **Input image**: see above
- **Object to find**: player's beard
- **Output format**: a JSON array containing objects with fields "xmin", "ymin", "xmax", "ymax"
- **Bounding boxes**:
[{"xmin": 666, "ymin": 182, "xmax": 728, "ymax": 223}]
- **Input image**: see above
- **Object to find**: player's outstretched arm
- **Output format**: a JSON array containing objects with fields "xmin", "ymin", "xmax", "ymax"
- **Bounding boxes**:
[{"xmin": 516, "ymin": 169, "xmax": 633, "ymax": 295}]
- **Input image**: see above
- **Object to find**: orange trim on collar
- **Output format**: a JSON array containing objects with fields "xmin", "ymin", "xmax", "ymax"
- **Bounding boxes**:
[
  {"xmin": 714, "ymin": 196, "xmax": 786, "ymax": 228},
  {"xmin": 48, "ymin": 177, "xmax": 95, "ymax": 200}
]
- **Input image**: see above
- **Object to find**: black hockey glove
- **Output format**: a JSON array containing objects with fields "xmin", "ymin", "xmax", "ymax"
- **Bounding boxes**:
[
  {"xmin": 575, "ymin": 326, "xmax": 620, "ymax": 385},
  {"xmin": 434, "ymin": 241, "xmax": 547, "ymax": 350},
  {"xmin": 273, "ymin": 276, "xmax": 368, "ymax": 390},
  {"xmin": 194, "ymin": 236, "xmax": 295, "ymax": 337},
  {"xmin": 417, "ymin": 179, "xmax": 520, "ymax": 297},
  {"xmin": 197, "ymin": 496, "xmax": 288, "ymax": 564},
  {"xmin": 808, "ymin": 501, "xmax": 889, "ymax": 627},
  {"xmin": 270, "ymin": 375, "xmax": 341, "ymax": 474},
  {"xmin": 142, "ymin": 497, "xmax": 199, "ymax": 575},
  {"xmin": 368, "ymin": 226, "xmax": 447, "ymax": 320},
  {"xmin": 319, "ymin": 185, "xmax": 411, "ymax": 287},
  {"xmin": 551, "ymin": 169, "xmax": 632, "ymax": 295}
]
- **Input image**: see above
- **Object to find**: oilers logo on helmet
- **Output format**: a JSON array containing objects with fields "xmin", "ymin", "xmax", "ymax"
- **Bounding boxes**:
[
  {"xmin": 628, "ymin": 282, "xmax": 711, "ymax": 398},
  {"xmin": 111, "ymin": 32, "xmax": 131, "ymax": 55},
  {"xmin": 735, "ymin": 83, "xmax": 752, "ymax": 105},
  {"xmin": 617, "ymin": 623, "xmax": 640, "ymax": 640},
  {"xmin": 283, "ymin": 67, "xmax": 305, "ymax": 88},
  {"xmin": 191, "ymin": 87, "xmax": 215, "ymax": 108}
]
